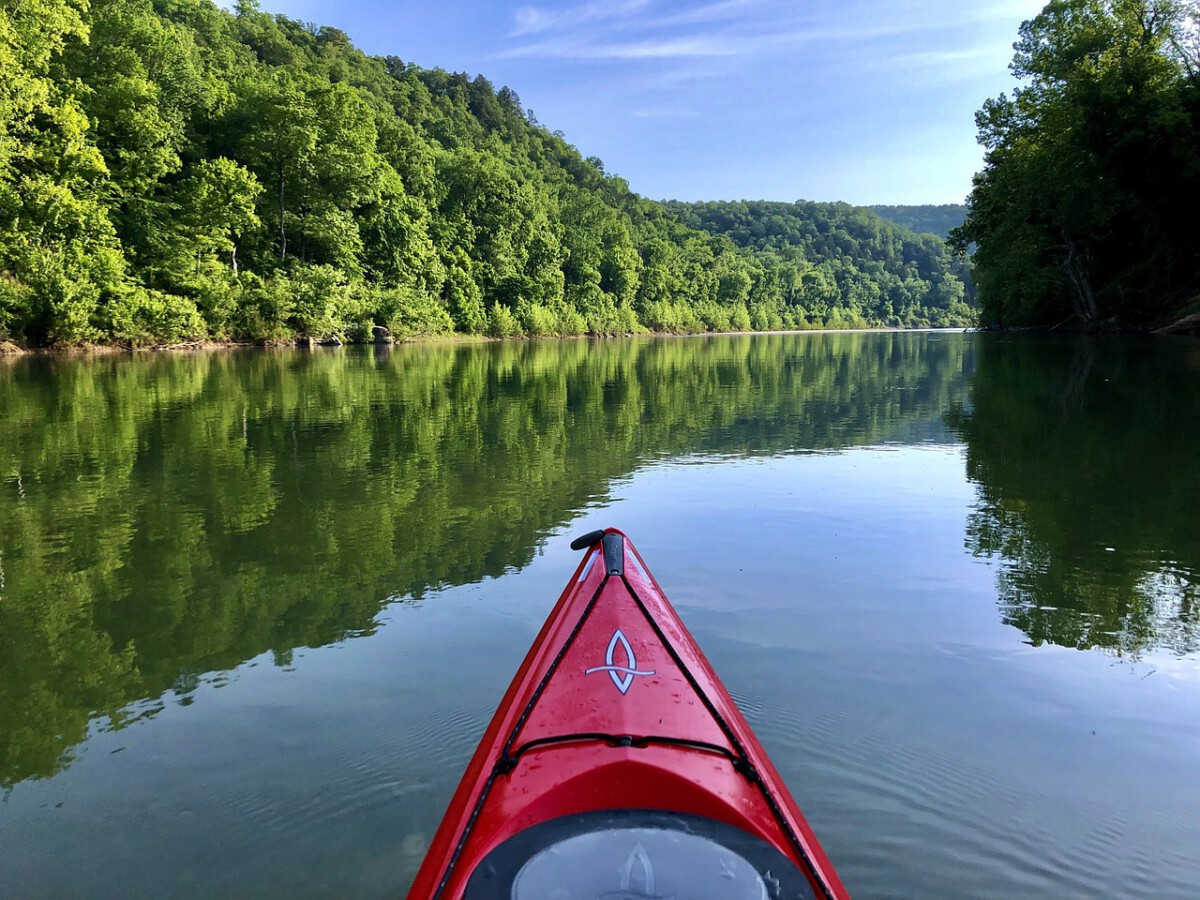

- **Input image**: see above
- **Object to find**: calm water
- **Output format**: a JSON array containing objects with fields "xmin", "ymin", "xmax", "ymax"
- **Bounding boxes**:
[{"xmin": 1, "ymin": 332, "xmax": 1198, "ymax": 898}]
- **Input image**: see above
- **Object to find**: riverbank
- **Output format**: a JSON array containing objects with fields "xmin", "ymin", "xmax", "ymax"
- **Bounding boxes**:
[
  {"xmin": 0, "ymin": 333, "xmax": 493, "ymax": 357},
  {"xmin": 10, "ymin": 322, "xmax": 1200, "ymax": 360},
  {"xmin": 0, "ymin": 326, "xmax": 971, "ymax": 358}
]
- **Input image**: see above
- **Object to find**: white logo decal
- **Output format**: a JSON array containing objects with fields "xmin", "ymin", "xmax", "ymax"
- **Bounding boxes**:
[
  {"xmin": 585, "ymin": 628, "xmax": 656, "ymax": 694},
  {"xmin": 622, "ymin": 842, "xmax": 657, "ymax": 895}
]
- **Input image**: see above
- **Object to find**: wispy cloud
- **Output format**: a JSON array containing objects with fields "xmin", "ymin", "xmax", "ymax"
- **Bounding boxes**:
[
  {"xmin": 875, "ymin": 45, "xmax": 1012, "ymax": 86},
  {"xmin": 499, "ymin": 0, "xmax": 1043, "ymax": 64},
  {"xmin": 499, "ymin": 35, "xmax": 740, "ymax": 61},
  {"xmin": 510, "ymin": 0, "xmax": 651, "ymax": 37},
  {"xmin": 645, "ymin": 0, "xmax": 763, "ymax": 28},
  {"xmin": 490, "ymin": 0, "xmax": 1043, "ymax": 147},
  {"xmin": 635, "ymin": 63, "xmax": 735, "ymax": 89},
  {"xmin": 631, "ymin": 107, "xmax": 702, "ymax": 119},
  {"xmin": 773, "ymin": 2, "xmax": 1048, "ymax": 46},
  {"xmin": 893, "ymin": 48, "xmax": 999, "ymax": 66}
]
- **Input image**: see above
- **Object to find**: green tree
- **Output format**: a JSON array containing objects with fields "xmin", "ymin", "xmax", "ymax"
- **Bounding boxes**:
[
  {"xmin": 235, "ymin": 73, "xmax": 318, "ymax": 261},
  {"xmin": 0, "ymin": 0, "xmax": 131, "ymax": 345},
  {"xmin": 953, "ymin": 0, "xmax": 1200, "ymax": 329},
  {"xmin": 178, "ymin": 158, "xmax": 263, "ymax": 276}
]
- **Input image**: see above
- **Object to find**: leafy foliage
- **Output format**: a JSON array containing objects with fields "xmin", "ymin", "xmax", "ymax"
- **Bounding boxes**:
[
  {"xmin": 953, "ymin": 0, "xmax": 1200, "ymax": 329},
  {"xmin": 0, "ymin": 0, "xmax": 973, "ymax": 346}
]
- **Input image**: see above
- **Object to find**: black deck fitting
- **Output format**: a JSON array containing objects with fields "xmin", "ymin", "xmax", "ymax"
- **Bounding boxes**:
[
  {"xmin": 569, "ymin": 529, "xmax": 606, "ymax": 551},
  {"xmin": 602, "ymin": 532, "xmax": 624, "ymax": 576}
]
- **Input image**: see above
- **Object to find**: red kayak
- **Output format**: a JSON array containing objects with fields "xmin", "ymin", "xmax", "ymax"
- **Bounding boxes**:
[{"xmin": 408, "ymin": 528, "xmax": 849, "ymax": 899}]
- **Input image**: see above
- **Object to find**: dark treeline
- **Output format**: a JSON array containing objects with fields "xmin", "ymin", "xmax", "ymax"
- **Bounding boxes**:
[
  {"xmin": 0, "ymin": 334, "xmax": 969, "ymax": 786},
  {"xmin": 871, "ymin": 204, "xmax": 967, "ymax": 240},
  {"xmin": 952, "ymin": 0, "xmax": 1200, "ymax": 330},
  {"xmin": 0, "ymin": 0, "xmax": 972, "ymax": 348},
  {"xmin": 664, "ymin": 200, "xmax": 976, "ymax": 328}
]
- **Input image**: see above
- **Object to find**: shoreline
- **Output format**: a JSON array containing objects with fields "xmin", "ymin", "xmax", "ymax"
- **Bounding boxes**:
[
  {"xmin": 8, "ymin": 323, "xmax": 1199, "ymax": 358},
  {"xmin": 0, "ymin": 327, "xmax": 970, "ymax": 358},
  {"xmin": 8, "ymin": 323, "xmax": 1194, "ymax": 363}
]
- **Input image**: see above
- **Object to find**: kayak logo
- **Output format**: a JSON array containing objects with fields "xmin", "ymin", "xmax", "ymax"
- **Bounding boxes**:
[
  {"xmin": 620, "ymin": 842, "xmax": 666, "ymax": 899},
  {"xmin": 585, "ymin": 628, "xmax": 656, "ymax": 695}
]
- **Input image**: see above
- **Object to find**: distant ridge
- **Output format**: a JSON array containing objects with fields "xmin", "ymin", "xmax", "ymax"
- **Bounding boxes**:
[
  {"xmin": 870, "ymin": 205, "xmax": 967, "ymax": 240},
  {"xmin": 663, "ymin": 200, "xmax": 975, "ymax": 327}
]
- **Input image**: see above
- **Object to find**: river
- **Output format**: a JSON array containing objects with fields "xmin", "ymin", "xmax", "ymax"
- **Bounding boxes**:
[{"xmin": 1, "ymin": 332, "xmax": 1197, "ymax": 897}]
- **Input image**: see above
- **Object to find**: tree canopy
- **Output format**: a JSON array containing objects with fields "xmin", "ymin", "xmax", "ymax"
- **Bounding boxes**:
[
  {"xmin": 952, "ymin": 0, "xmax": 1200, "ymax": 330},
  {"xmin": 0, "ymin": 0, "xmax": 973, "ymax": 347}
]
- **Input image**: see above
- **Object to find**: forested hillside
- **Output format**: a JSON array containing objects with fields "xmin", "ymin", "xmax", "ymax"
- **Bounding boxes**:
[
  {"xmin": 0, "ymin": 0, "xmax": 973, "ymax": 348},
  {"xmin": 952, "ymin": 0, "xmax": 1200, "ymax": 330},
  {"xmin": 664, "ymin": 201, "xmax": 975, "ymax": 328},
  {"xmin": 871, "ymin": 205, "xmax": 967, "ymax": 240}
]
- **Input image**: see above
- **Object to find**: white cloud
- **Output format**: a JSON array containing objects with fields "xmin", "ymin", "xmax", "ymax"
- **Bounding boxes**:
[
  {"xmin": 636, "ymin": 63, "xmax": 735, "ymax": 88},
  {"xmin": 646, "ymin": 0, "xmax": 764, "ymax": 28},
  {"xmin": 500, "ymin": 35, "xmax": 739, "ymax": 61},
  {"xmin": 510, "ymin": 0, "xmax": 651, "ymax": 37},
  {"xmin": 892, "ymin": 47, "xmax": 1000, "ymax": 66},
  {"xmin": 875, "ymin": 45, "xmax": 1013, "ymax": 85},
  {"xmin": 631, "ymin": 107, "xmax": 702, "ymax": 118},
  {"xmin": 501, "ymin": 0, "xmax": 1047, "ymax": 64}
]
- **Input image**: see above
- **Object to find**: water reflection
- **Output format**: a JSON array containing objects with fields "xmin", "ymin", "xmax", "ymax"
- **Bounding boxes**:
[
  {"xmin": 0, "ymin": 333, "xmax": 968, "ymax": 788},
  {"xmin": 951, "ymin": 335, "xmax": 1200, "ymax": 657}
]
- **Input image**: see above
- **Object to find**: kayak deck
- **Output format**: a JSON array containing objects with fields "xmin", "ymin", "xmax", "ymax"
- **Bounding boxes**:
[{"xmin": 408, "ymin": 529, "xmax": 848, "ymax": 899}]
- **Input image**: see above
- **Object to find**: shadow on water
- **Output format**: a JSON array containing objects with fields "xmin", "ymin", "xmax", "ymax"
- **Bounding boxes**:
[
  {"xmin": 0, "ymin": 333, "xmax": 970, "ymax": 788},
  {"xmin": 949, "ymin": 334, "xmax": 1200, "ymax": 658}
]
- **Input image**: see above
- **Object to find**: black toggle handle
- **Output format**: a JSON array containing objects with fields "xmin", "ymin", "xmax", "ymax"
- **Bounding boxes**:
[{"xmin": 570, "ymin": 529, "xmax": 606, "ymax": 551}]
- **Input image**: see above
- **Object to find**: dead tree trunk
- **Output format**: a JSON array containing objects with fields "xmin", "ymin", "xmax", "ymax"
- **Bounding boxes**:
[{"xmin": 1061, "ymin": 236, "xmax": 1099, "ymax": 326}]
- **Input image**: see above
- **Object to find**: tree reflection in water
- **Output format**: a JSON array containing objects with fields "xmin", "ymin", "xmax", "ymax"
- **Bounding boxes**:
[
  {"xmin": 950, "ymin": 335, "xmax": 1200, "ymax": 658},
  {"xmin": 0, "ymin": 333, "xmax": 969, "ymax": 788}
]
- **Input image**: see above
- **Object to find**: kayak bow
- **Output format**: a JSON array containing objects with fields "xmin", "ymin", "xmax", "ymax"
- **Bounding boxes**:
[{"xmin": 408, "ymin": 528, "xmax": 849, "ymax": 899}]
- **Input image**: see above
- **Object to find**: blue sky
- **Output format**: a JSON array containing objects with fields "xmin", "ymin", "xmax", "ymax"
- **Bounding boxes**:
[{"xmin": 249, "ymin": 0, "xmax": 1047, "ymax": 204}]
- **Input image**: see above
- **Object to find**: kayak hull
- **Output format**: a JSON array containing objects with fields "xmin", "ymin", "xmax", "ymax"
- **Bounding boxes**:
[{"xmin": 407, "ymin": 529, "xmax": 848, "ymax": 899}]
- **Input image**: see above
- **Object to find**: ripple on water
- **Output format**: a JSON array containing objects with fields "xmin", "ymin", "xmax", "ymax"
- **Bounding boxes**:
[
  {"xmin": 218, "ymin": 699, "xmax": 483, "ymax": 842},
  {"xmin": 741, "ymin": 688, "xmax": 1200, "ymax": 899}
]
